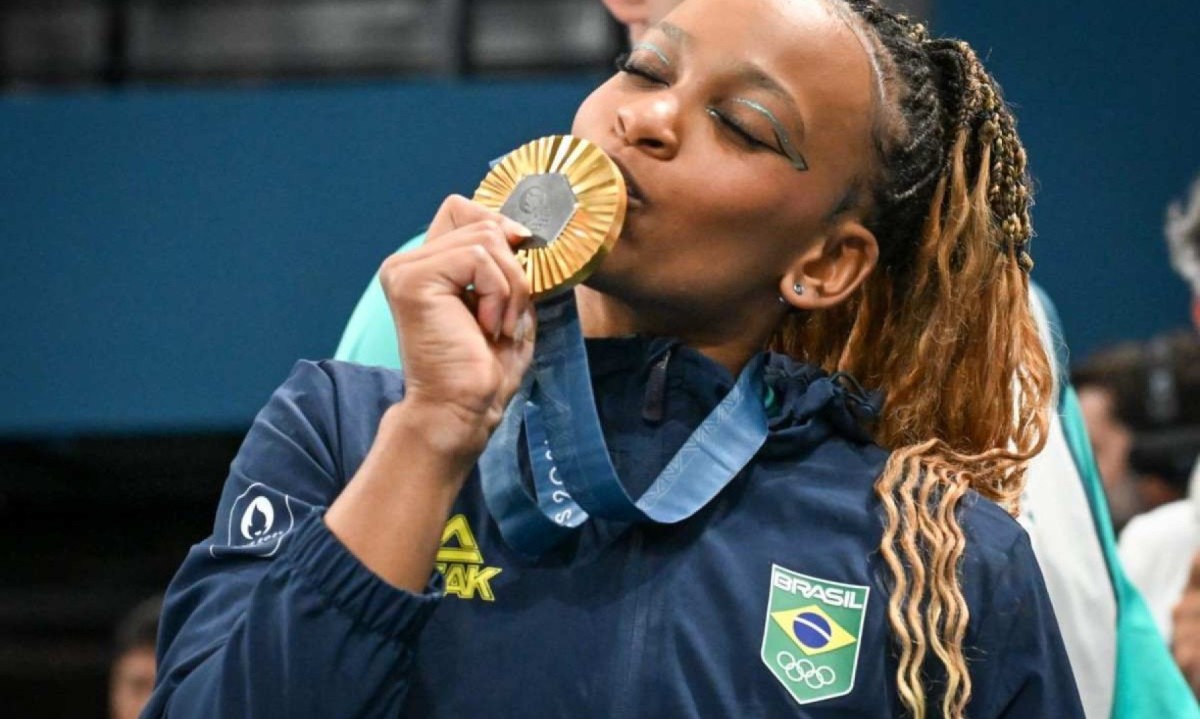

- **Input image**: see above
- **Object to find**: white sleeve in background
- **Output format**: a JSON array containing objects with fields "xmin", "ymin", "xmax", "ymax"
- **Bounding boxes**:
[
  {"xmin": 1118, "ymin": 463, "xmax": 1200, "ymax": 641},
  {"xmin": 1019, "ymin": 289, "xmax": 1117, "ymax": 719}
]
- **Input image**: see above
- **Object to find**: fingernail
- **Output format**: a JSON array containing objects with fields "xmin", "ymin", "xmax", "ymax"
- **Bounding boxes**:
[
  {"xmin": 513, "ymin": 310, "xmax": 535, "ymax": 344},
  {"xmin": 508, "ymin": 221, "xmax": 533, "ymax": 239},
  {"xmin": 490, "ymin": 304, "xmax": 504, "ymax": 343}
]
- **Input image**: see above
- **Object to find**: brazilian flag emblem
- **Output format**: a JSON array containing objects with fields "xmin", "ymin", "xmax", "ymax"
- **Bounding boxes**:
[{"xmin": 761, "ymin": 564, "xmax": 869, "ymax": 704}]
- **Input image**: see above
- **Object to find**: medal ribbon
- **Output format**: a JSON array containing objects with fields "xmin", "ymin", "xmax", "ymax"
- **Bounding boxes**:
[{"xmin": 479, "ymin": 292, "xmax": 769, "ymax": 556}]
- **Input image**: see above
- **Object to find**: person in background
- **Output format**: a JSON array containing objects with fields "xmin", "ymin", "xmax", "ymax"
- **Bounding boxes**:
[
  {"xmin": 1074, "ymin": 333, "xmax": 1200, "ymax": 531},
  {"xmin": 109, "ymin": 595, "xmax": 161, "ymax": 719},
  {"xmin": 1120, "ymin": 175, "xmax": 1200, "ymax": 697},
  {"xmin": 333, "ymin": 0, "xmax": 1197, "ymax": 716}
]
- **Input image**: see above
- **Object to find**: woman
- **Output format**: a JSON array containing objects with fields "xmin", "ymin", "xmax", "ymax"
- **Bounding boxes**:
[{"xmin": 145, "ymin": 0, "xmax": 1082, "ymax": 717}]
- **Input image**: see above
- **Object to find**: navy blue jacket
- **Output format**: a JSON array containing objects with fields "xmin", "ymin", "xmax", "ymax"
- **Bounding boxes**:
[{"xmin": 145, "ymin": 338, "xmax": 1084, "ymax": 718}]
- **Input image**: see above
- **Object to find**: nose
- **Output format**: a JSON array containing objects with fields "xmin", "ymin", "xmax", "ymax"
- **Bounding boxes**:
[{"xmin": 615, "ymin": 94, "xmax": 680, "ymax": 160}]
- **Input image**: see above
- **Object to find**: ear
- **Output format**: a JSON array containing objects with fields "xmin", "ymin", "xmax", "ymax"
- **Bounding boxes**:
[
  {"xmin": 779, "ymin": 221, "xmax": 879, "ymax": 310},
  {"xmin": 600, "ymin": 0, "xmax": 653, "ymax": 39}
]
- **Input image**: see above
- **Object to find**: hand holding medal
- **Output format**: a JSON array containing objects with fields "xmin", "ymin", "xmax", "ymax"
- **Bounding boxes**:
[{"xmin": 378, "ymin": 135, "xmax": 626, "ymax": 455}]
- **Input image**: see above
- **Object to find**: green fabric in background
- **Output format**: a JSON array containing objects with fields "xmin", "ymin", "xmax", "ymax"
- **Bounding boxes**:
[
  {"xmin": 334, "ymin": 232, "xmax": 426, "ymax": 368},
  {"xmin": 1059, "ymin": 387, "xmax": 1199, "ymax": 717},
  {"xmin": 1038, "ymin": 284, "xmax": 1197, "ymax": 717}
]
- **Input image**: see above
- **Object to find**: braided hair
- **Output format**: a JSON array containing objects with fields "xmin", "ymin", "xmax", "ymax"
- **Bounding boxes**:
[{"xmin": 771, "ymin": 3, "xmax": 1051, "ymax": 717}]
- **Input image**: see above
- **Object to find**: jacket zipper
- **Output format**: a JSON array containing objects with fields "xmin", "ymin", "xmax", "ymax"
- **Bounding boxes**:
[{"xmin": 611, "ymin": 529, "xmax": 651, "ymax": 718}]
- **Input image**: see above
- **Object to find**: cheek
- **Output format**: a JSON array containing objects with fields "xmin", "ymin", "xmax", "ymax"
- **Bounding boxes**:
[{"xmin": 682, "ymin": 163, "xmax": 820, "ymax": 242}]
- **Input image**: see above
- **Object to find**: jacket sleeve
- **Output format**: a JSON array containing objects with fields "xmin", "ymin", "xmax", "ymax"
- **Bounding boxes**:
[
  {"xmin": 971, "ymin": 529, "xmax": 1087, "ymax": 719},
  {"xmin": 141, "ymin": 361, "xmax": 442, "ymax": 719}
]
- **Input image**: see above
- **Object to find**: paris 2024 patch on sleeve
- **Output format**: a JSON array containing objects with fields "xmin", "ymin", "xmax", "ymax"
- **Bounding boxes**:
[{"xmin": 210, "ymin": 482, "xmax": 297, "ymax": 558}]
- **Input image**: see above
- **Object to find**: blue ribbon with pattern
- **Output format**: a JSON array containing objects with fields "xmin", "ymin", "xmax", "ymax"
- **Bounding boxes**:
[{"xmin": 479, "ymin": 291, "xmax": 769, "ymax": 556}]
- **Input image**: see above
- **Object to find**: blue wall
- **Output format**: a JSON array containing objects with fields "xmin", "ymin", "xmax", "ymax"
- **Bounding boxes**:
[
  {"xmin": 3, "ymin": 1, "xmax": 1198, "ymax": 435},
  {"xmin": 1, "ymin": 80, "xmax": 597, "ymax": 434},
  {"xmin": 936, "ymin": 1, "xmax": 1200, "ymax": 358}
]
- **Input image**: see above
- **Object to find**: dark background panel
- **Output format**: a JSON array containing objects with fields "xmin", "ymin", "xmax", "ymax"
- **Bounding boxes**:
[{"xmin": 0, "ymin": 433, "xmax": 241, "ymax": 717}]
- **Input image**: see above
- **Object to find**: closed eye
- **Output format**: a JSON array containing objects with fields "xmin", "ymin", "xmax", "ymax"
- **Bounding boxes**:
[
  {"xmin": 706, "ymin": 108, "xmax": 774, "ymax": 152},
  {"xmin": 615, "ymin": 54, "xmax": 668, "ymax": 86}
]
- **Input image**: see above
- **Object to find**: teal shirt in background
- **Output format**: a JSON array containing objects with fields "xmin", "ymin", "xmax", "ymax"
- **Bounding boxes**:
[
  {"xmin": 334, "ymin": 234, "xmax": 1199, "ymax": 718},
  {"xmin": 1033, "ymin": 288, "xmax": 1199, "ymax": 718},
  {"xmin": 333, "ymin": 232, "xmax": 426, "ymax": 368}
]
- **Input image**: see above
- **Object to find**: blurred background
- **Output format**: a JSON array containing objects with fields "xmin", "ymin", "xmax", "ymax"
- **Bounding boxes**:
[{"xmin": 0, "ymin": 0, "xmax": 1197, "ymax": 716}]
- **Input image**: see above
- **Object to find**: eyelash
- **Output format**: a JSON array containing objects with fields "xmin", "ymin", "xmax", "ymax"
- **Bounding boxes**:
[
  {"xmin": 614, "ymin": 53, "xmax": 665, "ymax": 84},
  {"xmin": 613, "ymin": 53, "xmax": 774, "ymax": 153},
  {"xmin": 706, "ymin": 108, "xmax": 772, "ymax": 151}
]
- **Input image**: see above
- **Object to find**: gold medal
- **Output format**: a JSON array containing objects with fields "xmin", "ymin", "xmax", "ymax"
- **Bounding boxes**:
[{"xmin": 473, "ymin": 135, "xmax": 627, "ymax": 299}]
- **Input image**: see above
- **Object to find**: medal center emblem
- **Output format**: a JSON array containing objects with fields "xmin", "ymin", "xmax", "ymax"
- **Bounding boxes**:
[
  {"xmin": 473, "ymin": 135, "xmax": 626, "ymax": 298},
  {"xmin": 499, "ymin": 173, "xmax": 578, "ymax": 250}
]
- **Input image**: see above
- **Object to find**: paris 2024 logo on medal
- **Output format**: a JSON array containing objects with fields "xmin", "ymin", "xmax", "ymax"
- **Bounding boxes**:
[{"xmin": 761, "ymin": 564, "xmax": 870, "ymax": 705}]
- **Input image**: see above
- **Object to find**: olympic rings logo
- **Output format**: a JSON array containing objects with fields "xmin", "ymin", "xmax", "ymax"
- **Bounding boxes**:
[{"xmin": 776, "ymin": 651, "xmax": 837, "ymax": 689}]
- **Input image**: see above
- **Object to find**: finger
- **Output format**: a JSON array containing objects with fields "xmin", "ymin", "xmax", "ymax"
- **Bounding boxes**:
[
  {"xmin": 466, "ymin": 227, "xmax": 530, "ymax": 338},
  {"xmin": 434, "ymin": 244, "xmax": 512, "ymax": 333},
  {"xmin": 427, "ymin": 195, "xmax": 532, "ymax": 245},
  {"xmin": 391, "ymin": 221, "xmax": 513, "ymax": 267},
  {"xmin": 387, "ymin": 222, "xmax": 531, "ymax": 337},
  {"xmin": 514, "ymin": 309, "xmax": 537, "ymax": 351},
  {"xmin": 382, "ymin": 238, "xmax": 513, "ymax": 339},
  {"xmin": 488, "ymin": 239, "xmax": 531, "ymax": 338},
  {"xmin": 493, "ymin": 310, "xmax": 537, "ymax": 400}
]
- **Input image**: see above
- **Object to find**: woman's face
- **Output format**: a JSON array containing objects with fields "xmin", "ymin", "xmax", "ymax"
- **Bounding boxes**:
[{"xmin": 573, "ymin": 0, "xmax": 877, "ymax": 336}]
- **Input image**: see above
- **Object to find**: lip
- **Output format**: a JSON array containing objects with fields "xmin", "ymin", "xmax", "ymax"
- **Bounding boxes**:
[{"xmin": 608, "ymin": 154, "xmax": 648, "ymax": 207}]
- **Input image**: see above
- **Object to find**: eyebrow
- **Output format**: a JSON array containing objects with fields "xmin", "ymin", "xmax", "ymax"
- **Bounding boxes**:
[
  {"xmin": 728, "ymin": 62, "xmax": 807, "ymax": 143},
  {"xmin": 657, "ymin": 21, "xmax": 692, "ymax": 46},
  {"xmin": 648, "ymin": 22, "xmax": 809, "ymax": 171},
  {"xmin": 631, "ymin": 41, "xmax": 670, "ymax": 65},
  {"xmin": 731, "ymin": 99, "xmax": 809, "ymax": 171},
  {"xmin": 729, "ymin": 60, "xmax": 809, "ymax": 171}
]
